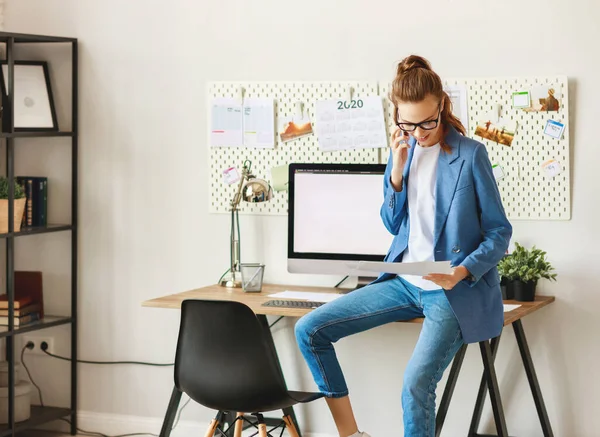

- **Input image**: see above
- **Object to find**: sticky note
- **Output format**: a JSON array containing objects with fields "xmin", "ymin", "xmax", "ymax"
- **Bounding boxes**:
[
  {"xmin": 223, "ymin": 167, "xmax": 241, "ymax": 185},
  {"xmin": 492, "ymin": 164, "xmax": 505, "ymax": 181},
  {"xmin": 544, "ymin": 120, "xmax": 565, "ymax": 139},
  {"xmin": 541, "ymin": 160, "xmax": 562, "ymax": 178},
  {"xmin": 512, "ymin": 91, "xmax": 530, "ymax": 108},
  {"xmin": 270, "ymin": 164, "xmax": 289, "ymax": 192}
]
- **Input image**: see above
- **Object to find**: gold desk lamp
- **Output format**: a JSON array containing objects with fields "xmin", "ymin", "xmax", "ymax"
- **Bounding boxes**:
[{"xmin": 220, "ymin": 160, "xmax": 273, "ymax": 288}]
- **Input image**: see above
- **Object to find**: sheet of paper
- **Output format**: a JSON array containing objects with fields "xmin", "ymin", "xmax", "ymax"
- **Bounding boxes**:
[
  {"xmin": 492, "ymin": 164, "xmax": 505, "ymax": 181},
  {"xmin": 243, "ymin": 98, "xmax": 275, "ymax": 148},
  {"xmin": 315, "ymin": 96, "xmax": 387, "ymax": 151},
  {"xmin": 210, "ymin": 97, "xmax": 243, "ymax": 147},
  {"xmin": 503, "ymin": 304, "xmax": 521, "ymax": 312},
  {"xmin": 512, "ymin": 91, "xmax": 531, "ymax": 108},
  {"xmin": 268, "ymin": 291, "xmax": 343, "ymax": 303},
  {"xmin": 356, "ymin": 260, "xmax": 453, "ymax": 276},
  {"xmin": 543, "ymin": 119, "xmax": 565, "ymax": 139},
  {"xmin": 444, "ymin": 84, "xmax": 469, "ymax": 132},
  {"xmin": 541, "ymin": 159, "xmax": 562, "ymax": 178}
]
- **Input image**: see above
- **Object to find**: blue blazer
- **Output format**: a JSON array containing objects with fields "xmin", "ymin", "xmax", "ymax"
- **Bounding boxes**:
[{"xmin": 372, "ymin": 126, "xmax": 512, "ymax": 344}]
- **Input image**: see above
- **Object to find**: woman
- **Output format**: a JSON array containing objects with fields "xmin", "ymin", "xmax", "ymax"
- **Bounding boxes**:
[{"xmin": 294, "ymin": 55, "xmax": 512, "ymax": 437}]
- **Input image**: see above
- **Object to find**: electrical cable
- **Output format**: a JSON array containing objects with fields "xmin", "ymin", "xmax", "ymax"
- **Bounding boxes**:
[
  {"xmin": 21, "ymin": 345, "xmax": 190, "ymax": 437},
  {"xmin": 40, "ymin": 344, "xmax": 173, "ymax": 366},
  {"xmin": 21, "ymin": 343, "xmax": 45, "ymax": 406},
  {"xmin": 334, "ymin": 275, "xmax": 349, "ymax": 288}
]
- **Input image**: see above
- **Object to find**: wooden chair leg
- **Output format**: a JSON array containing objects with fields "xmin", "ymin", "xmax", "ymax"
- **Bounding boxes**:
[
  {"xmin": 204, "ymin": 418, "xmax": 220, "ymax": 437},
  {"xmin": 234, "ymin": 412, "xmax": 244, "ymax": 437},
  {"xmin": 258, "ymin": 423, "xmax": 268, "ymax": 437},
  {"xmin": 283, "ymin": 415, "xmax": 300, "ymax": 437}
]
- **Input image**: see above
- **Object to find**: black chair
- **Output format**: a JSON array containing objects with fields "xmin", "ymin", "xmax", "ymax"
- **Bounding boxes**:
[{"xmin": 170, "ymin": 299, "xmax": 324, "ymax": 437}]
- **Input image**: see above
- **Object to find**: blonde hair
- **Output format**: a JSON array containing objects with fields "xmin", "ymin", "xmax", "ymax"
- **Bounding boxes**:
[{"xmin": 389, "ymin": 55, "xmax": 466, "ymax": 153}]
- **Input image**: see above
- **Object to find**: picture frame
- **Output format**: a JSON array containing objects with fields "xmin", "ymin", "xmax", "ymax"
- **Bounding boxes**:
[{"xmin": 0, "ymin": 60, "xmax": 58, "ymax": 132}]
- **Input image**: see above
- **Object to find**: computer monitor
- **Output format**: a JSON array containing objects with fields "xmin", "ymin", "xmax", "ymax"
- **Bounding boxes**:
[{"xmin": 287, "ymin": 162, "xmax": 394, "ymax": 284}]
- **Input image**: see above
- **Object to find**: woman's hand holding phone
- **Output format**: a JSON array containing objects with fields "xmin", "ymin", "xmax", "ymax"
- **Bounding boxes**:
[{"xmin": 390, "ymin": 129, "xmax": 410, "ymax": 191}]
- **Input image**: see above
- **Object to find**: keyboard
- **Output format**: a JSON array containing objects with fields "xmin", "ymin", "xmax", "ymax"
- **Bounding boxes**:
[{"xmin": 262, "ymin": 299, "xmax": 325, "ymax": 309}]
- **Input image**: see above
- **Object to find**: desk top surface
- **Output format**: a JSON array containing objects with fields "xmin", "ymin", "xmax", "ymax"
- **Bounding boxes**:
[{"xmin": 142, "ymin": 283, "xmax": 555, "ymax": 325}]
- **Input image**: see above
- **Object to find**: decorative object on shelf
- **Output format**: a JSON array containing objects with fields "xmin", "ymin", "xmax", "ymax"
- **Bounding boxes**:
[
  {"xmin": 0, "ymin": 176, "xmax": 26, "ymax": 233},
  {"xmin": 497, "ymin": 242, "xmax": 557, "ymax": 302},
  {"xmin": 0, "ymin": 361, "xmax": 31, "ymax": 424},
  {"xmin": 220, "ymin": 160, "xmax": 273, "ymax": 288},
  {"xmin": 16, "ymin": 176, "xmax": 48, "ymax": 227},
  {"xmin": 0, "ymin": 60, "xmax": 58, "ymax": 132}
]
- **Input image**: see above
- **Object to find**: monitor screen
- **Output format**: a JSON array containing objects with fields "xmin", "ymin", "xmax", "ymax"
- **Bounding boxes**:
[{"xmin": 287, "ymin": 163, "xmax": 394, "ymax": 277}]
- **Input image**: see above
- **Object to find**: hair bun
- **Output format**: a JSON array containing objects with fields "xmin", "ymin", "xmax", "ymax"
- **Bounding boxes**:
[{"xmin": 397, "ymin": 55, "xmax": 432, "ymax": 75}]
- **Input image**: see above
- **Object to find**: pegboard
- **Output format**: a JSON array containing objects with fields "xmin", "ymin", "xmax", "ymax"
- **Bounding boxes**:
[
  {"xmin": 208, "ymin": 81, "xmax": 382, "ymax": 215},
  {"xmin": 380, "ymin": 75, "xmax": 571, "ymax": 220},
  {"xmin": 209, "ymin": 76, "xmax": 570, "ymax": 220}
]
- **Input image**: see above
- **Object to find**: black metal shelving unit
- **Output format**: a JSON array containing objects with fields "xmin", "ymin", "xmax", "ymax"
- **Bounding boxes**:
[{"xmin": 0, "ymin": 32, "xmax": 77, "ymax": 436}]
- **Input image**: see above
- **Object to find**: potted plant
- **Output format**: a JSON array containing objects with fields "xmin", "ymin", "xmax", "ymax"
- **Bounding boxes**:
[
  {"xmin": 497, "ymin": 242, "xmax": 557, "ymax": 302},
  {"xmin": 0, "ymin": 177, "xmax": 26, "ymax": 234}
]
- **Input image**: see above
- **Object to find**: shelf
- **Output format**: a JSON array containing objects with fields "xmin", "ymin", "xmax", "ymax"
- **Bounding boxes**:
[
  {"xmin": 0, "ymin": 224, "xmax": 73, "ymax": 239},
  {"xmin": 0, "ymin": 316, "xmax": 73, "ymax": 338},
  {"xmin": 0, "ymin": 132, "xmax": 75, "ymax": 138},
  {"xmin": 0, "ymin": 406, "xmax": 72, "ymax": 437},
  {"xmin": 0, "ymin": 31, "xmax": 76, "ymax": 44}
]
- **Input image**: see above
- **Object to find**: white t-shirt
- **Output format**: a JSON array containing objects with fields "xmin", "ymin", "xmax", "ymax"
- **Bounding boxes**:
[{"xmin": 399, "ymin": 143, "xmax": 442, "ymax": 291}]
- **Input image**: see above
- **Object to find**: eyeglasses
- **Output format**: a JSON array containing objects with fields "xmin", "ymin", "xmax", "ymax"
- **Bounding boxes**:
[{"xmin": 395, "ymin": 105, "xmax": 442, "ymax": 132}]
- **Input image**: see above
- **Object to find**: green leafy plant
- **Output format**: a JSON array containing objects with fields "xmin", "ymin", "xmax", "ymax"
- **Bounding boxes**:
[
  {"xmin": 0, "ymin": 177, "xmax": 25, "ymax": 200},
  {"xmin": 498, "ymin": 242, "xmax": 557, "ymax": 283}
]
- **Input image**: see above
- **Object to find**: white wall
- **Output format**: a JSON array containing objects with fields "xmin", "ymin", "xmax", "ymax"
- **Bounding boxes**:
[{"xmin": 4, "ymin": 0, "xmax": 600, "ymax": 436}]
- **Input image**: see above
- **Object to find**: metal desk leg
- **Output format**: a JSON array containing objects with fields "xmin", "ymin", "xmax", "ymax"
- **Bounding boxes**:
[
  {"xmin": 435, "ymin": 344, "xmax": 468, "ymax": 437},
  {"xmin": 468, "ymin": 335, "xmax": 502, "ymax": 437},
  {"xmin": 257, "ymin": 315, "xmax": 303, "ymax": 437},
  {"xmin": 159, "ymin": 386, "xmax": 182, "ymax": 437},
  {"xmin": 512, "ymin": 320, "xmax": 554, "ymax": 437},
  {"xmin": 479, "ymin": 340, "xmax": 509, "ymax": 437}
]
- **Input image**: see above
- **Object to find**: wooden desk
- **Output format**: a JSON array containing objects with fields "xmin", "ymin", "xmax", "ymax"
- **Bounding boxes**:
[
  {"xmin": 144, "ymin": 284, "xmax": 555, "ymax": 437},
  {"xmin": 142, "ymin": 283, "xmax": 555, "ymax": 326}
]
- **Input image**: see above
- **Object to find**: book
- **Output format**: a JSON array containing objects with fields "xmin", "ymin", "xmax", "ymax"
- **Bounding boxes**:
[
  {"xmin": 0, "ymin": 271, "xmax": 44, "ymax": 317},
  {"xmin": 16, "ymin": 176, "xmax": 48, "ymax": 227},
  {"xmin": 0, "ymin": 303, "xmax": 41, "ymax": 317},
  {"xmin": 0, "ymin": 295, "xmax": 33, "ymax": 309},
  {"xmin": 0, "ymin": 312, "xmax": 41, "ymax": 326}
]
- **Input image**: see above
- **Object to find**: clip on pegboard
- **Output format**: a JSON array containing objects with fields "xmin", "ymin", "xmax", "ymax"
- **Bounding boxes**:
[
  {"xmin": 295, "ymin": 101, "xmax": 304, "ymax": 118},
  {"xmin": 237, "ymin": 86, "xmax": 245, "ymax": 103},
  {"xmin": 346, "ymin": 86, "xmax": 354, "ymax": 102}
]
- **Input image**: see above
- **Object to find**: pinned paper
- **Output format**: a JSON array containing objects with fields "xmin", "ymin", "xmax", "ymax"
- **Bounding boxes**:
[
  {"xmin": 544, "ymin": 120, "xmax": 565, "ymax": 139},
  {"xmin": 279, "ymin": 114, "xmax": 313, "ymax": 143},
  {"xmin": 542, "ymin": 160, "xmax": 562, "ymax": 178},
  {"xmin": 269, "ymin": 164, "xmax": 289, "ymax": 192},
  {"xmin": 512, "ymin": 91, "xmax": 531, "ymax": 109},
  {"xmin": 210, "ymin": 97, "xmax": 243, "ymax": 147},
  {"xmin": 474, "ymin": 118, "xmax": 517, "ymax": 147},
  {"xmin": 523, "ymin": 86, "xmax": 561, "ymax": 112},
  {"xmin": 243, "ymin": 98, "xmax": 276, "ymax": 148},
  {"xmin": 223, "ymin": 166, "xmax": 241, "ymax": 185},
  {"xmin": 492, "ymin": 164, "xmax": 505, "ymax": 181}
]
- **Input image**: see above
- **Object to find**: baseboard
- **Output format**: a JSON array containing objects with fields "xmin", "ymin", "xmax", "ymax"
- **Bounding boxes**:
[{"xmin": 39, "ymin": 410, "xmax": 335, "ymax": 437}]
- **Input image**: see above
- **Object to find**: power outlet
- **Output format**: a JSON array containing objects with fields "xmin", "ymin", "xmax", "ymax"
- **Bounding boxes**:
[{"xmin": 22, "ymin": 336, "xmax": 54, "ymax": 356}]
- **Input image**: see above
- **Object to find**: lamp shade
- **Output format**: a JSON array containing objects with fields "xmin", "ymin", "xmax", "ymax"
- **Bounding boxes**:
[{"xmin": 243, "ymin": 178, "xmax": 273, "ymax": 203}]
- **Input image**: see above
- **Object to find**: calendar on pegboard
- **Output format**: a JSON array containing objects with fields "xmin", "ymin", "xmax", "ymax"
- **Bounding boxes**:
[
  {"xmin": 380, "ymin": 75, "xmax": 571, "ymax": 220},
  {"xmin": 207, "ymin": 81, "xmax": 384, "ymax": 216}
]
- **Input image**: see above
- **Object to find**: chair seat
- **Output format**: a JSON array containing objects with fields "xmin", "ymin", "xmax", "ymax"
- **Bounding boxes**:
[{"xmin": 205, "ymin": 390, "xmax": 324, "ymax": 414}]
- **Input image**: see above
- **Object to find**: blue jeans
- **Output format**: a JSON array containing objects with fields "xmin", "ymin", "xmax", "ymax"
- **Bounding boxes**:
[{"xmin": 294, "ymin": 276, "xmax": 464, "ymax": 437}]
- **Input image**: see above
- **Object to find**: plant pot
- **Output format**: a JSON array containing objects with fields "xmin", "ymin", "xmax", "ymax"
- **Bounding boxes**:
[
  {"xmin": 0, "ymin": 198, "xmax": 26, "ymax": 234},
  {"xmin": 512, "ymin": 279, "xmax": 537, "ymax": 302},
  {"xmin": 500, "ymin": 277, "xmax": 513, "ymax": 300}
]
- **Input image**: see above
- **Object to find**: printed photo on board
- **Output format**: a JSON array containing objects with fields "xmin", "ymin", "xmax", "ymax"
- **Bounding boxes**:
[
  {"xmin": 474, "ymin": 118, "xmax": 517, "ymax": 147},
  {"xmin": 523, "ymin": 86, "xmax": 561, "ymax": 112}
]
